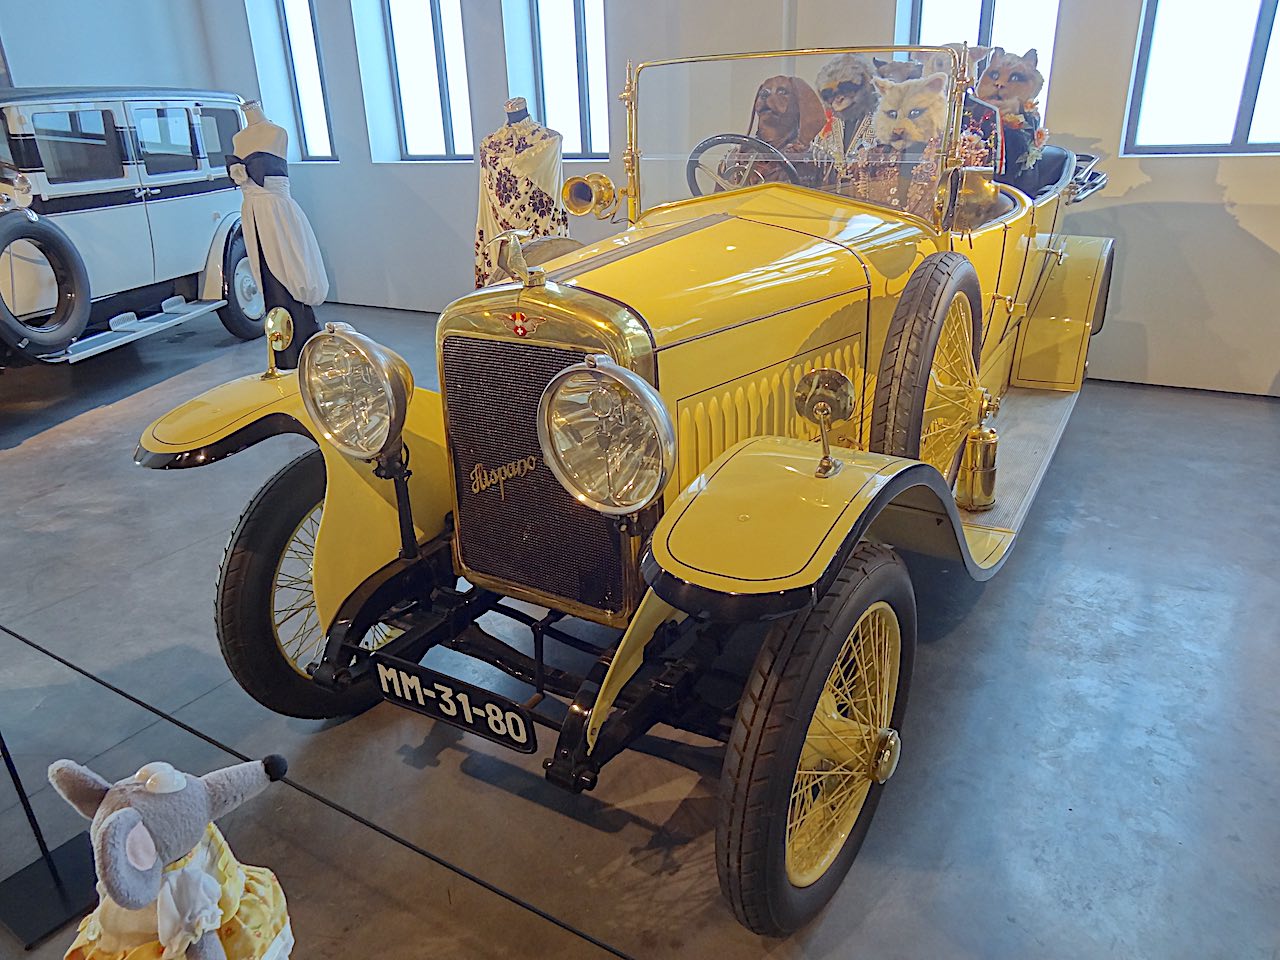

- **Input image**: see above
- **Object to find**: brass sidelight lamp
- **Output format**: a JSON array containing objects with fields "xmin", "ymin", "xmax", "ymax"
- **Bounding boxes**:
[
  {"xmin": 261, "ymin": 307, "xmax": 294, "ymax": 380},
  {"xmin": 794, "ymin": 369, "xmax": 857, "ymax": 478}
]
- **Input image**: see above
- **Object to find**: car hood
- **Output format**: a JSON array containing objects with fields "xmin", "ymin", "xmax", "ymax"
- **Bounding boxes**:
[{"xmin": 540, "ymin": 183, "xmax": 938, "ymax": 350}]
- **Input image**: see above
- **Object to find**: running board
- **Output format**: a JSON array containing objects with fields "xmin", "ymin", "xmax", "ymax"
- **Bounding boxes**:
[
  {"xmin": 960, "ymin": 387, "xmax": 1079, "ymax": 568},
  {"xmin": 42, "ymin": 298, "xmax": 227, "ymax": 364}
]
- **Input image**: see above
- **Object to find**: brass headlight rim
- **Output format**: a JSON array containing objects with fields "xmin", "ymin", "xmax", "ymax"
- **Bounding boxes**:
[
  {"xmin": 299, "ymin": 322, "xmax": 414, "ymax": 462},
  {"xmin": 536, "ymin": 354, "xmax": 675, "ymax": 517}
]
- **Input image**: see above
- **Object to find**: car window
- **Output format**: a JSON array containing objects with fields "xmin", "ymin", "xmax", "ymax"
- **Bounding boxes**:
[
  {"xmin": 32, "ymin": 109, "xmax": 125, "ymax": 184},
  {"xmin": 134, "ymin": 107, "xmax": 198, "ymax": 176},
  {"xmin": 199, "ymin": 107, "xmax": 243, "ymax": 169},
  {"xmin": 0, "ymin": 114, "xmax": 14, "ymax": 169}
]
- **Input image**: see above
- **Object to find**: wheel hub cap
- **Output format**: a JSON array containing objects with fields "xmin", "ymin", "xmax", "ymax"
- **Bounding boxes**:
[
  {"xmin": 232, "ymin": 257, "xmax": 264, "ymax": 319},
  {"xmin": 872, "ymin": 728, "xmax": 901, "ymax": 784}
]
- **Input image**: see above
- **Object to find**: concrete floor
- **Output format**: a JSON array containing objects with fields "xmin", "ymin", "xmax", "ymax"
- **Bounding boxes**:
[{"xmin": 2, "ymin": 305, "xmax": 1278, "ymax": 959}]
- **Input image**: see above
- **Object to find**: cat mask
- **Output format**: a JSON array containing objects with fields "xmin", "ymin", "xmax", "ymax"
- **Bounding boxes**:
[
  {"xmin": 871, "ymin": 72, "xmax": 950, "ymax": 150},
  {"xmin": 874, "ymin": 57, "xmax": 923, "ymax": 82},
  {"xmin": 976, "ymin": 48, "xmax": 1044, "ymax": 116}
]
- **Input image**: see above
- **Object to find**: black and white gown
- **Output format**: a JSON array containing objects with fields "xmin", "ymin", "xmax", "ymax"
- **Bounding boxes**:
[{"xmin": 227, "ymin": 152, "xmax": 328, "ymax": 368}]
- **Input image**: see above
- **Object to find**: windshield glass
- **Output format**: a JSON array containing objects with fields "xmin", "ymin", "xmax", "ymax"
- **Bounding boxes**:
[{"xmin": 634, "ymin": 48, "xmax": 997, "ymax": 223}]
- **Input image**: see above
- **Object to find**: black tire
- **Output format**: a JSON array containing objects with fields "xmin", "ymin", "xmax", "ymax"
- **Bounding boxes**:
[
  {"xmin": 216, "ymin": 449, "xmax": 380, "ymax": 719},
  {"xmin": 869, "ymin": 252, "xmax": 982, "ymax": 484},
  {"xmin": 0, "ymin": 211, "xmax": 90, "ymax": 357},
  {"xmin": 717, "ymin": 543, "xmax": 917, "ymax": 936},
  {"xmin": 216, "ymin": 232, "xmax": 265, "ymax": 341}
]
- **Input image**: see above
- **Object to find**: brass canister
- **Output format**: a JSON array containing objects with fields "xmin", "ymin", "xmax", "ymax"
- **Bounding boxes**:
[{"xmin": 956, "ymin": 425, "xmax": 998, "ymax": 511}]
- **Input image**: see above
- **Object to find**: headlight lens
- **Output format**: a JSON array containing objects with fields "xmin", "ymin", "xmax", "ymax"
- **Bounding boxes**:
[
  {"xmin": 299, "ymin": 323, "xmax": 414, "ymax": 460},
  {"xmin": 537, "ymin": 355, "xmax": 675, "ymax": 515}
]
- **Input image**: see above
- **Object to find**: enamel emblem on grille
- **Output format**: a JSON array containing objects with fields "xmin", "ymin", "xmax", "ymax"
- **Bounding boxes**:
[{"xmin": 504, "ymin": 312, "xmax": 544, "ymax": 338}]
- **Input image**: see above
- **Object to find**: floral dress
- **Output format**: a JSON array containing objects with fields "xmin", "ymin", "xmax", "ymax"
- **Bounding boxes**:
[{"xmin": 474, "ymin": 117, "xmax": 570, "ymax": 287}]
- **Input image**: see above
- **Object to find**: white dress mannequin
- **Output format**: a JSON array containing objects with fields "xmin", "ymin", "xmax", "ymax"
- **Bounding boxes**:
[{"xmin": 228, "ymin": 100, "xmax": 328, "ymax": 367}]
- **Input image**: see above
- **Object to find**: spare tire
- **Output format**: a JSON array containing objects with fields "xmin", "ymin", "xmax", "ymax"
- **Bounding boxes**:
[{"xmin": 0, "ymin": 211, "xmax": 91, "ymax": 358}]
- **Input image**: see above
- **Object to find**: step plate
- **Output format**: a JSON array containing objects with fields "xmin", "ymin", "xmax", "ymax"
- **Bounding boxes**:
[
  {"xmin": 46, "ymin": 300, "xmax": 228, "ymax": 363},
  {"xmin": 960, "ymin": 386, "xmax": 1079, "ymax": 535}
]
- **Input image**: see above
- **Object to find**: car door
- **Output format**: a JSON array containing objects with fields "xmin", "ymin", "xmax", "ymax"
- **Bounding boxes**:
[
  {"xmin": 17, "ymin": 100, "xmax": 154, "ymax": 301},
  {"xmin": 126, "ymin": 99, "xmax": 238, "ymax": 285}
]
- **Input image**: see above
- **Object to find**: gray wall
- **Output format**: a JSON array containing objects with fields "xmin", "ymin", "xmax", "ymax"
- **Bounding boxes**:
[{"xmin": 0, "ymin": 0, "xmax": 1276, "ymax": 396}]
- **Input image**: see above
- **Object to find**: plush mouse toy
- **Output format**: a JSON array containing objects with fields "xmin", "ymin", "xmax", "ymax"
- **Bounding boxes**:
[{"xmin": 48, "ymin": 755, "xmax": 292, "ymax": 960}]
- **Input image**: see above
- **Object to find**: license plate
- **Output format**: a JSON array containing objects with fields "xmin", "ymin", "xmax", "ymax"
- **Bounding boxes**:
[{"xmin": 373, "ymin": 656, "xmax": 538, "ymax": 754}]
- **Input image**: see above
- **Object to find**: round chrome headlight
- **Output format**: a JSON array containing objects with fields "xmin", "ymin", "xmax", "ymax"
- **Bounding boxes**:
[
  {"xmin": 299, "ymin": 323, "xmax": 414, "ymax": 460},
  {"xmin": 537, "ymin": 355, "xmax": 675, "ymax": 515}
]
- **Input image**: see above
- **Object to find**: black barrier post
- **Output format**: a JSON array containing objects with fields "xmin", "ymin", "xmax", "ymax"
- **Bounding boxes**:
[{"xmin": 0, "ymin": 725, "xmax": 97, "ymax": 950}]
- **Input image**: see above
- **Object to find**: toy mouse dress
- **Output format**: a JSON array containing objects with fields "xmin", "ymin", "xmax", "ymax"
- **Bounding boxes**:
[{"xmin": 49, "ymin": 758, "xmax": 293, "ymax": 960}]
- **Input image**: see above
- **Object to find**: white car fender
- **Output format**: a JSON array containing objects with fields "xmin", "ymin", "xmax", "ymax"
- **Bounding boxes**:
[{"xmin": 198, "ymin": 210, "xmax": 243, "ymax": 302}]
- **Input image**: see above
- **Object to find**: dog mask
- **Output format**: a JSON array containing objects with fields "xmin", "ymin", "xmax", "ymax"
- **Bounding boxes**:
[{"xmin": 749, "ymin": 75, "xmax": 825, "ymax": 150}]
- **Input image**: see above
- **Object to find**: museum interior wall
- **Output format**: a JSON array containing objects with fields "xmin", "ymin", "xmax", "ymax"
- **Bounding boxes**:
[{"xmin": 0, "ymin": 0, "xmax": 1274, "ymax": 396}]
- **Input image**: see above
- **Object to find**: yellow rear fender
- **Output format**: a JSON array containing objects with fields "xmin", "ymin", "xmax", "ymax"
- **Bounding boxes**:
[
  {"xmin": 641, "ymin": 436, "xmax": 1003, "ymax": 621},
  {"xmin": 1011, "ymin": 235, "xmax": 1115, "ymax": 392},
  {"xmin": 134, "ymin": 372, "xmax": 312, "ymax": 469}
]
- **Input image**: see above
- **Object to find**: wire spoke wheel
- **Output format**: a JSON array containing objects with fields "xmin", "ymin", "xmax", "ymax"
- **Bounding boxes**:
[
  {"xmin": 271, "ymin": 499, "xmax": 398, "ymax": 677},
  {"xmin": 919, "ymin": 292, "xmax": 982, "ymax": 475},
  {"xmin": 785, "ymin": 601, "xmax": 901, "ymax": 887},
  {"xmin": 217, "ymin": 450, "xmax": 387, "ymax": 719},
  {"xmin": 869, "ymin": 252, "xmax": 984, "ymax": 486},
  {"xmin": 717, "ymin": 543, "xmax": 916, "ymax": 935}
]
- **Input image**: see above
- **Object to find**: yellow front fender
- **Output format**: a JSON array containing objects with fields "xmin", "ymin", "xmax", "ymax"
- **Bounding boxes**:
[
  {"xmin": 642, "ymin": 436, "xmax": 1007, "ymax": 620},
  {"xmin": 310, "ymin": 389, "xmax": 452, "ymax": 630},
  {"xmin": 137, "ymin": 374, "xmax": 454, "ymax": 633},
  {"xmin": 135, "ymin": 371, "xmax": 311, "ymax": 468}
]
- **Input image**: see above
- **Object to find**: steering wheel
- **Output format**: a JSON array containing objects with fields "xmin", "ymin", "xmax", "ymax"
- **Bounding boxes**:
[{"xmin": 686, "ymin": 134, "xmax": 801, "ymax": 197}]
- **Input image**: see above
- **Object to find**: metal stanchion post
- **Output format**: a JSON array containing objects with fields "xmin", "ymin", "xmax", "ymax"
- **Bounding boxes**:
[{"xmin": 0, "ymin": 726, "xmax": 96, "ymax": 949}]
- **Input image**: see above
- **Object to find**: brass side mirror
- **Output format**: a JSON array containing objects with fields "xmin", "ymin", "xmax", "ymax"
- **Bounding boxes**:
[
  {"xmin": 262, "ymin": 307, "xmax": 294, "ymax": 379},
  {"xmin": 795, "ymin": 368, "xmax": 856, "ymax": 478},
  {"xmin": 563, "ymin": 173, "xmax": 617, "ymax": 219}
]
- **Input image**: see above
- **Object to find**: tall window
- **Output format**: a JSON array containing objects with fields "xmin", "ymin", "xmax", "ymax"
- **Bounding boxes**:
[
  {"xmin": 385, "ymin": 0, "xmax": 474, "ymax": 158},
  {"xmin": 910, "ymin": 0, "xmax": 1061, "ymax": 117},
  {"xmin": 1126, "ymin": 0, "xmax": 1278, "ymax": 154},
  {"xmin": 502, "ymin": 0, "xmax": 609, "ymax": 158},
  {"xmin": 279, "ymin": 0, "xmax": 336, "ymax": 159}
]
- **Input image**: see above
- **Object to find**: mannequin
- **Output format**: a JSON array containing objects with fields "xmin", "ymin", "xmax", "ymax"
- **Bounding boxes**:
[
  {"xmin": 474, "ymin": 97, "xmax": 569, "ymax": 286},
  {"xmin": 226, "ymin": 99, "xmax": 328, "ymax": 369},
  {"xmin": 235, "ymin": 101, "xmax": 288, "ymax": 157}
]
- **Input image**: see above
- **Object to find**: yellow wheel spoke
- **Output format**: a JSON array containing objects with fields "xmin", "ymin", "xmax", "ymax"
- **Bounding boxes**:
[
  {"xmin": 918, "ymin": 293, "xmax": 982, "ymax": 476},
  {"xmin": 785, "ymin": 602, "xmax": 902, "ymax": 888}
]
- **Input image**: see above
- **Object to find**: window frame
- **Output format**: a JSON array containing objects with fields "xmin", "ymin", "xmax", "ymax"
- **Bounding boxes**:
[
  {"xmin": 382, "ymin": 0, "xmax": 472, "ymax": 160},
  {"xmin": 277, "ymin": 0, "xmax": 338, "ymax": 161},
  {"xmin": 30, "ymin": 107, "xmax": 128, "ymax": 186},
  {"xmin": 197, "ymin": 106, "xmax": 246, "ymax": 171},
  {"xmin": 524, "ymin": 0, "xmax": 608, "ymax": 160},
  {"xmin": 132, "ymin": 106, "xmax": 200, "ymax": 178},
  {"xmin": 1124, "ymin": 0, "xmax": 1279, "ymax": 155},
  {"xmin": 908, "ymin": 0, "xmax": 1000, "ymax": 49}
]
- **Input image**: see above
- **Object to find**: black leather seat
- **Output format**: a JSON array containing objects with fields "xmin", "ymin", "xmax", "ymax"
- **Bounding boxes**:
[{"xmin": 996, "ymin": 144, "xmax": 1075, "ymax": 199}]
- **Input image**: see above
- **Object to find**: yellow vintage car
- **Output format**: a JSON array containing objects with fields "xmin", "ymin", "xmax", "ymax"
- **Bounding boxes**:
[{"xmin": 135, "ymin": 46, "xmax": 1112, "ymax": 935}]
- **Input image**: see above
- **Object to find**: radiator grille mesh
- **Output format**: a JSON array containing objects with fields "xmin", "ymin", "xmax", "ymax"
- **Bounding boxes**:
[{"xmin": 441, "ymin": 336, "xmax": 626, "ymax": 614}]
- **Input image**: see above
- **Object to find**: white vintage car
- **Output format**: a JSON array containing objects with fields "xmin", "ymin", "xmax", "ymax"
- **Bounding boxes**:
[{"xmin": 0, "ymin": 86, "xmax": 262, "ymax": 366}]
